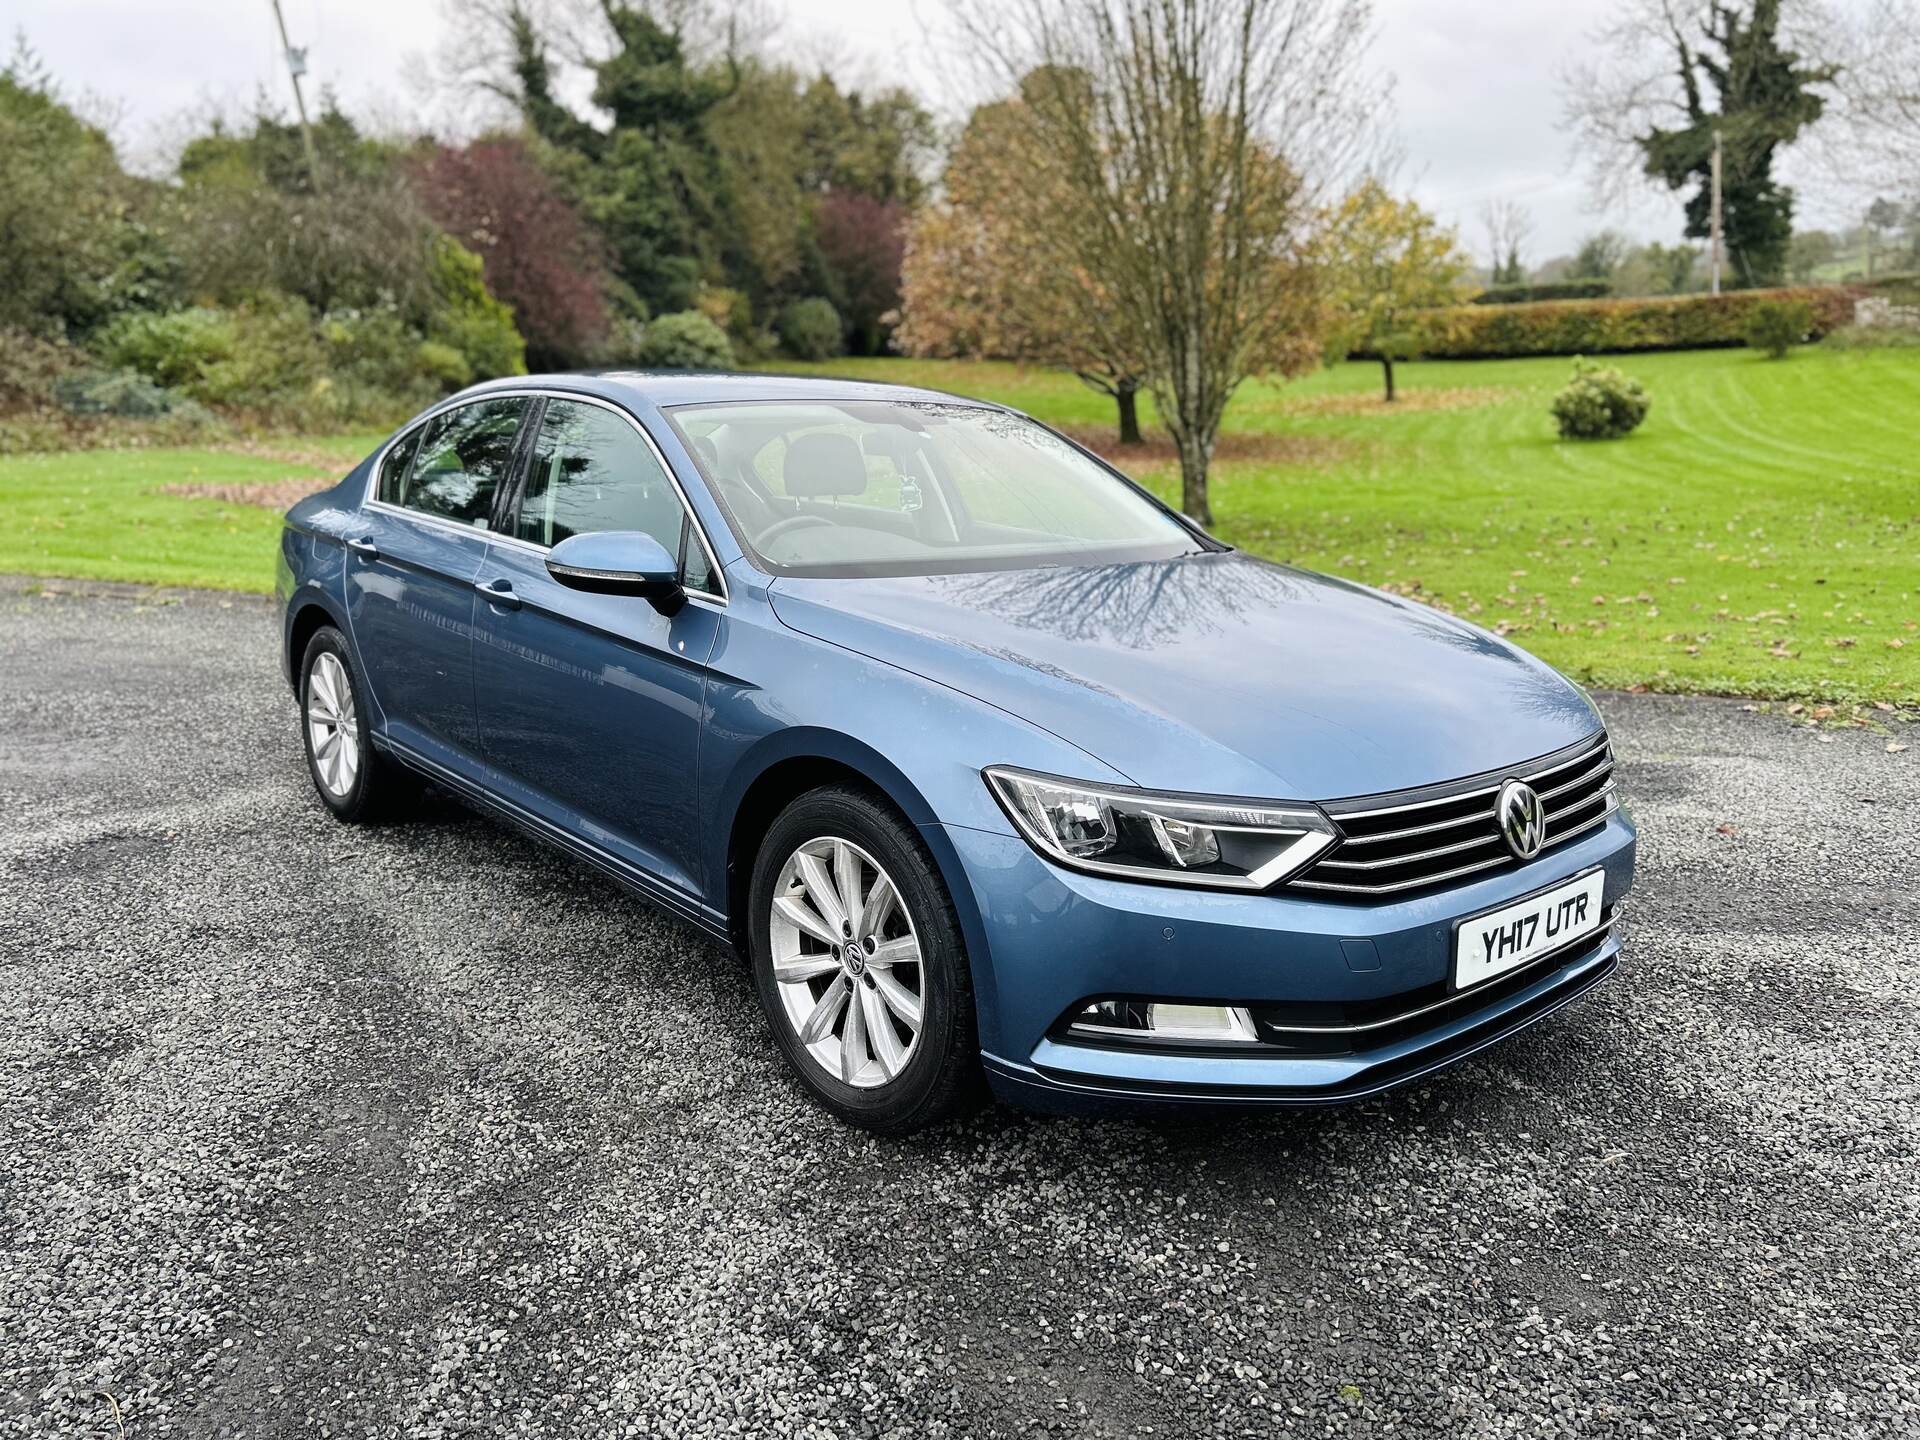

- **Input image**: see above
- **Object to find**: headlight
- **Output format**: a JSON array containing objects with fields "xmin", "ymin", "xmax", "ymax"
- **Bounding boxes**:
[{"xmin": 984, "ymin": 767, "xmax": 1338, "ymax": 889}]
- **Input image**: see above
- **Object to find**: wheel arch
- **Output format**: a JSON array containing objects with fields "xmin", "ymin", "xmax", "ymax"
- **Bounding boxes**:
[
  {"xmin": 284, "ymin": 588, "xmax": 349, "ymax": 694},
  {"xmin": 716, "ymin": 732, "xmax": 992, "ymax": 1001}
]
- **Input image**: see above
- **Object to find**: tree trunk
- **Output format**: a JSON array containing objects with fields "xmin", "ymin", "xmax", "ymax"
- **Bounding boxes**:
[
  {"xmin": 1176, "ymin": 429, "xmax": 1213, "ymax": 528},
  {"xmin": 1381, "ymin": 355, "xmax": 1397, "ymax": 403},
  {"xmin": 1115, "ymin": 383, "xmax": 1142, "ymax": 445}
]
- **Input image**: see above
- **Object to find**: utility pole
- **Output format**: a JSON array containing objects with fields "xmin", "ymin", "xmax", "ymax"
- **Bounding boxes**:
[
  {"xmin": 1708, "ymin": 128, "xmax": 1723, "ymax": 295},
  {"xmin": 269, "ymin": 0, "xmax": 322, "ymax": 190}
]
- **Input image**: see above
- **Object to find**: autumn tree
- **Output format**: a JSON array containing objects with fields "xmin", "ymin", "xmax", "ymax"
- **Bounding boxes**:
[
  {"xmin": 1325, "ymin": 181, "xmax": 1469, "ymax": 402},
  {"xmin": 412, "ymin": 137, "xmax": 612, "ymax": 368},
  {"xmin": 895, "ymin": 79, "xmax": 1151, "ymax": 444},
  {"xmin": 951, "ymin": 0, "xmax": 1372, "ymax": 525}
]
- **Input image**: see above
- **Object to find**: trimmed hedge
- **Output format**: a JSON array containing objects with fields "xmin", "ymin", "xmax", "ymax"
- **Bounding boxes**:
[
  {"xmin": 1470, "ymin": 279, "xmax": 1612, "ymax": 305},
  {"xmin": 1403, "ymin": 286, "xmax": 1857, "ymax": 360}
]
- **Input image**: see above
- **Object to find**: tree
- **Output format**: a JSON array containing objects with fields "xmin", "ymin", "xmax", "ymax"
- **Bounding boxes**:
[
  {"xmin": 1863, "ymin": 196, "xmax": 1903, "ymax": 276},
  {"xmin": 1787, "ymin": 227, "xmax": 1837, "ymax": 280},
  {"xmin": 1325, "ymin": 182, "xmax": 1469, "ymax": 402},
  {"xmin": 813, "ymin": 190, "xmax": 906, "ymax": 356},
  {"xmin": 411, "ymin": 137, "xmax": 613, "ymax": 369},
  {"xmin": 895, "ymin": 79, "xmax": 1154, "ymax": 444},
  {"xmin": 504, "ymin": 2, "xmax": 738, "ymax": 315},
  {"xmin": 1573, "ymin": 229, "xmax": 1632, "ymax": 283},
  {"xmin": 1479, "ymin": 198, "xmax": 1533, "ymax": 286},
  {"xmin": 1616, "ymin": 239, "xmax": 1701, "ymax": 293},
  {"xmin": 1565, "ymin": 0, "xmax": 1838, "ymax": 287},
  {"xmin": 951, "ymin": 0, "xmax": 1371, "ymax": 524},
  {"xmin": 0, "ymin": 42, "xmax": 166, "ymax": 335}
]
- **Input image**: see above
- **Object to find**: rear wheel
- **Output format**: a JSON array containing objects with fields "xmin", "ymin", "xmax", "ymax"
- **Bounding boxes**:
[
  {"xmin": 749, "ymin": 786, "xmax": 980, "ymax": 1133},
  {"xmin": 299, "ymin": 627, "xmax": 412, "ymax": 823}
]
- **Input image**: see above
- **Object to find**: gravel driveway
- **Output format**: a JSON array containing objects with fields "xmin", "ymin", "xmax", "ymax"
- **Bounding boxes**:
[{"xmin": 2, "ymin": 580, "xmax": 1916, "ymax": 1439}]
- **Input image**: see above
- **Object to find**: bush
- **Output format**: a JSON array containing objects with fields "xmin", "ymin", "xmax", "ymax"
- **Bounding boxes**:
[
  {"xmin": 1822, "ymin": 323, "xmax": 1920, "ymax": 351},
  {"xmin": 630, "ymin": 310, "xmax": 734, "ymax": 369},
  {"xmin": 52, "ymin": 368, "xmax": 197, "ymax": 418},
  {"xmin": 1551, "ymin": 359, "xmax": 1651, "ymax": 440},
  {"xmin": 93, "ymin": 307, "xmax": 236, "ymax": 389},
  {"xmin": 423, "ymin": 235, "xmax": 525, "ymax": 382},
  {"xmin": 1470, "ymin": 279, "xmax": 1612, "ymax": 306},
  {"xmin": 1404, "ymin": 286, "xmax": 1855, "ymax": 360},
  {"xmin": 777, "ymin": 297, "xmax": 845, "ymax": 360},
  {"xmin": 1744, "ymin": 298, "xmax": 1813, "ymax": 358}
]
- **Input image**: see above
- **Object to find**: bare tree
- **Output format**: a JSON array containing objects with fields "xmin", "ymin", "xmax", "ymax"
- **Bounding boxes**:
[
  {"xmin": 1478, "ymin": 198, "xmax": 1534, "ymax": 284},
  {"xmin": 1805, "ymin": 0, "xmax": 1920, "ymax": 196},
  {"xmin": 947, "ymin": 0, "xmax": 1376, "ymax": 526}
]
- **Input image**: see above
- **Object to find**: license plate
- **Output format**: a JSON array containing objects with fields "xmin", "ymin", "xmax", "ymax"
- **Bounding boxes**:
[{"xmin": 1454, "ymin": 870, "xmax": 1606, "ymax": 991}]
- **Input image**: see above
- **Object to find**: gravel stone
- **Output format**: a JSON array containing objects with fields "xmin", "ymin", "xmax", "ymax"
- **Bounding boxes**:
[{"xmin": 1, "ymin": 579, "xmax": 1915, "ymax": 1438}]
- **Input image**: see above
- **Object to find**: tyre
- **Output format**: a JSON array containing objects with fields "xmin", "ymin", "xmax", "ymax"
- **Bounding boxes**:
[
  {"xmin": 749, "ymin": 785, "xmax": 981, "ymax": 1134},
  {"xmin": 298, "ymin": 626, "xmax": 412, "ymax": 823}
]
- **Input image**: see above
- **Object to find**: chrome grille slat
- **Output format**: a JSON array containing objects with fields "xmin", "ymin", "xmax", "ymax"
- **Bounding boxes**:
[
  {"xmin": 1312, "ymin": 830, "xmax": 1508, "ymax": 872},
  {"xmin": 1290, "ymin": 733, "xmax": 1617, "ymax": 898}
]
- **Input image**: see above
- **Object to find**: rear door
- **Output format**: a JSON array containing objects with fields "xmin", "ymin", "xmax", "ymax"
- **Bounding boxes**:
[
  {"xmin": 470, "ymin": 396, "xmax": 724, "ymax": 899},
  {"xmin": 347, "ymin": 395, "xmax": 531, "ymax": 764}
]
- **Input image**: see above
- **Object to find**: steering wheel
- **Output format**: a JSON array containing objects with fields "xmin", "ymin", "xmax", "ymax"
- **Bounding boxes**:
[{"xmin": 756, "ymin": 513, "xmax": 836, "ymax": 548}]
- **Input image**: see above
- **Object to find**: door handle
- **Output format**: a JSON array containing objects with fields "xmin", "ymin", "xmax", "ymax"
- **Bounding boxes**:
[
  {"xmin": 475, "ymin": 578, "xmax": 521, "ymax": 610},
  {"xmin": 346, "ymin": 537, "xmax": 380, "ymax": 560}
]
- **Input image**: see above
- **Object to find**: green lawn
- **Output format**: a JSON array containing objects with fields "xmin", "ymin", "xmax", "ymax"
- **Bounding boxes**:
[
  {"xmin": 775, "ymin": 348, "xmax": 1920, "ymax": 705},
  {"xmin": 1, "ymin": 349, "xmax": 1915, "ymax": 704}
]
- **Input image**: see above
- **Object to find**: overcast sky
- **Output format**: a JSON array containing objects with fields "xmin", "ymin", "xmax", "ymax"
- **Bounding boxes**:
[{"xmin": 10, "ymin": 0, "xmax": 1863, "ymax": 264}]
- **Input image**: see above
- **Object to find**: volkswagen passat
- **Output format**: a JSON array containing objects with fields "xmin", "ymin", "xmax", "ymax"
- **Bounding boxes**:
[{"xmin": 278, "ymin": 374, "xmax": 1635, "ymax": 1132}]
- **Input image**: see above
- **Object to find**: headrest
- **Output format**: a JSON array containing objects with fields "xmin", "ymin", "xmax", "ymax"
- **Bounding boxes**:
[
  {"xmin": 784, "ymin": 432, "xmax": 867, "ymax": 498},
  {"xmin": 690, "ymin": 434, "xmax": 719, "ymax": 472}
]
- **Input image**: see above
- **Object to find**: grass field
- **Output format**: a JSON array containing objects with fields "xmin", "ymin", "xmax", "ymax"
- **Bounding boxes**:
[{"xmin": 1, "ymin": 347, "xmax": 1914, "ymax": 704}]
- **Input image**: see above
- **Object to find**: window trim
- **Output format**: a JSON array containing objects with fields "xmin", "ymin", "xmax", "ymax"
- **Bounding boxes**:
[{"xmin": 361, "ymin": 387, "xmax": 728, "ymax": 605}]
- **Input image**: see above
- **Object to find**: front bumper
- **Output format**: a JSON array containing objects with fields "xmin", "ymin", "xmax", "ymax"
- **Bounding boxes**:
[{"xmin": 938, "ymin": 809, "xmax": 1636, "ymax": 1115}]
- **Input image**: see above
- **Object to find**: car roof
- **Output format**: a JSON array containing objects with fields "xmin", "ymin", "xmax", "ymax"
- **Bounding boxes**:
[{"xmin": 455, "ymin": 369, "xmax": 1008, "ymax": 413}]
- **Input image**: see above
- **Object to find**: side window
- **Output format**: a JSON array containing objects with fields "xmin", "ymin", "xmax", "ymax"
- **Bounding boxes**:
[
  {"xmin": 404, "ymin": 397, "xmax": 529, "ymax": 528},
  {"xmin": 518, "ymin": 400, "xmax": 710, "ymax": 590},
  {"xmin": 375, "ymin": 425, "xmax": 422, "ymax": 506}
]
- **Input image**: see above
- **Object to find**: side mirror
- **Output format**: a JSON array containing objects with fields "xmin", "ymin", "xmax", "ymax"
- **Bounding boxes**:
[{"xmin": 546, "ymin": 531, "xmax": 685, "ymax": 613}]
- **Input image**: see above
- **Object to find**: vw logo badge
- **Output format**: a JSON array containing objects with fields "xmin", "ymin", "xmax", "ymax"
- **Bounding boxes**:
[{"xmin": 1496, "ymin": 779, "xmax": 1546, "ymax": 860}]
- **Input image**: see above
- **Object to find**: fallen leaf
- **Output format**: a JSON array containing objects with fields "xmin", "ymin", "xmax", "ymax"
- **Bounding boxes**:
[
  {"xmin": 1716, "ymin": 823, "xmax": 1737, "ymax": 837},
  {"xmin": 1891, "ymin": 742, "xmax": 1909, "ymax": 754}
]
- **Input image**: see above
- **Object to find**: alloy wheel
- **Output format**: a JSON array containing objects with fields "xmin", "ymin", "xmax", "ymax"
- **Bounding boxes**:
[
  {"xmin": 769, "ymin": 836, "xmax": 925, "ymax": 1089},
  {"xmin": 306, "ymin": 651, "xmax": 361, "ymax": 798}
]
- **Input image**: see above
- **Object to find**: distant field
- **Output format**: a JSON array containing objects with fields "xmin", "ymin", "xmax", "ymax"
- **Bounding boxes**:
[{"xmin": 1, "ymin": 348, "xmax": 1914, "ymax": 704}]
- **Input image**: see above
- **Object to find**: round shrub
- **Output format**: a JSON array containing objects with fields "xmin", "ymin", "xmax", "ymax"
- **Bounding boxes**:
[
  {"xmin": 1550, "ymin": 358, "xmax": 1651, "ymax": 440},
  {"xmin": 632, "ymin": 310, "xmax": 734, "ymax": 370},
  {"xmin": 777, "ymin": 297, "xmax": 845, "ymax": 360},
  {"xmin": 1744, "ymin": 297, "xmax": 1813, "ymax": 358}
]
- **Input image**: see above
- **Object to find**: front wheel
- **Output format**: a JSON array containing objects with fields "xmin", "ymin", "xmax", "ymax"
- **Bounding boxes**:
[{"xmin": 749, "ymin": 786, "xmax": 980, "ymax": 1134}]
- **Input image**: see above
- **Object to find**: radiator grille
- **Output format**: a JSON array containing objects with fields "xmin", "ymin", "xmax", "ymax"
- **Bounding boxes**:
[{"xmin": 1290, "ymin": 733, "xmax": 1617, "ymax": 897}]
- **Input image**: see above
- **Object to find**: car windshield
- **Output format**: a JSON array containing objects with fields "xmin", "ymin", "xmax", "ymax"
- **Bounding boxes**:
[{"xmin": 666, "ymin": 400, "xmax": 1206, "ymax": 577}]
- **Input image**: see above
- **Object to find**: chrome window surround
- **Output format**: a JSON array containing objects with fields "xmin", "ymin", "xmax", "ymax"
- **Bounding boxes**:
[
  {"xmin": 360, "ymin": 387, "xmax": 729, "ymax": 605},
  {"xmin": 1290, "ymin": 733, "xmax": 1619, "ymax": 896}
]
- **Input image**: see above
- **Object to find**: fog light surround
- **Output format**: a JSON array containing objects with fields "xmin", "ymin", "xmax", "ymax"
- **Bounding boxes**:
[{"xmin": 1066, "ymin": 1000, "xmax": 1260, "ymax": 1046}]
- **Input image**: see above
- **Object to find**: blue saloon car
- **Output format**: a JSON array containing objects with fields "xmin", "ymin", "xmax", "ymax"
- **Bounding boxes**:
[{"xmin": 278, "ymin": 373, "xmax": 1635, "ymax": 1132}]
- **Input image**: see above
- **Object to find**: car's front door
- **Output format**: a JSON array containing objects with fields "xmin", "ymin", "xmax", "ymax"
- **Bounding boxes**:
[
  {"xmin": 347, "ymin": 395, "xmax": 532, "ymax": 764},
  {"xmin": 470, "ymin": 396, "xmax": 725, "ymax": 901}
]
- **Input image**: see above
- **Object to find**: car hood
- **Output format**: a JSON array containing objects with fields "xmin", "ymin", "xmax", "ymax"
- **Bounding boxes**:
[{"xmin": 766, "ymin": 551, "xmax": 1601, "ymax": 801}]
